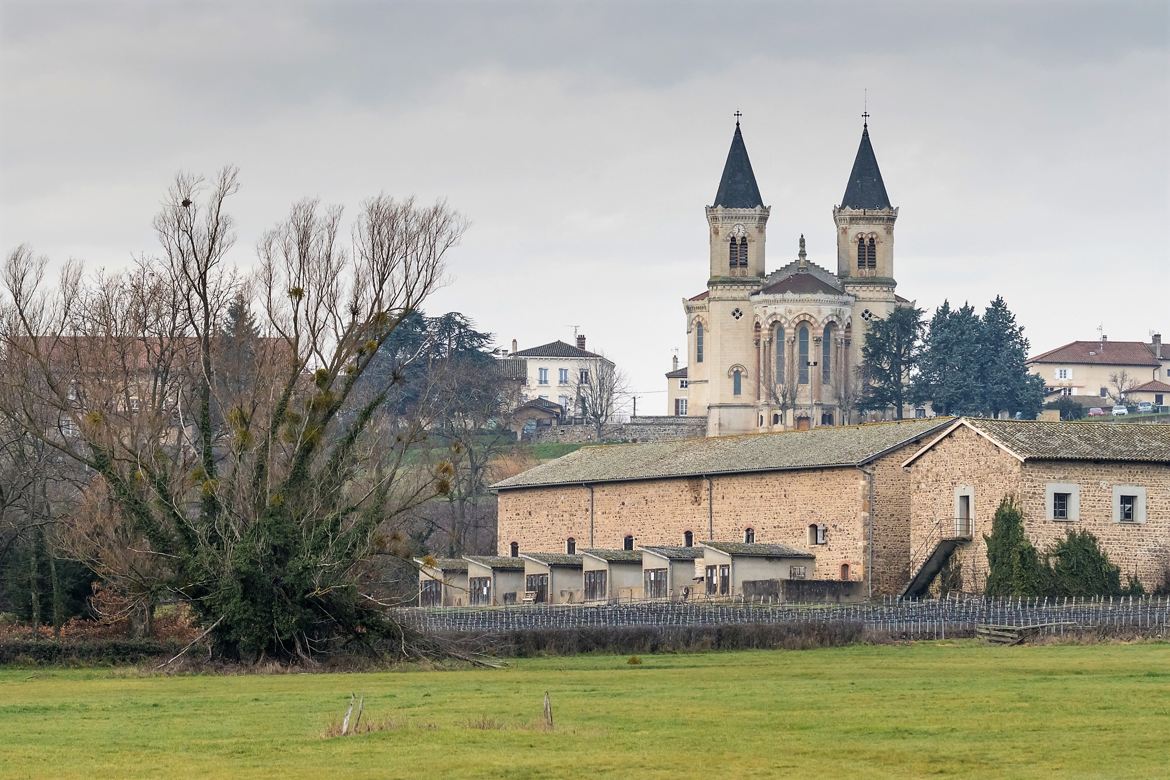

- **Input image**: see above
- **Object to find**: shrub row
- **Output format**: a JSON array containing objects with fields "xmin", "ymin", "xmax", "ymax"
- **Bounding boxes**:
[
  {"xmin": 0, "ymin": 638, "xmax": 185, "ymax": 667},
  {"xmin": 441, "ymin": 621, "xmax": 868, "ymax": 658}
]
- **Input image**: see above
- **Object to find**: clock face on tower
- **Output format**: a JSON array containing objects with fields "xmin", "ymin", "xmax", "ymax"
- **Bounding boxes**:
[{"xmin": 731, "ymin": 224, "xmax": 747, "ymax": 238}]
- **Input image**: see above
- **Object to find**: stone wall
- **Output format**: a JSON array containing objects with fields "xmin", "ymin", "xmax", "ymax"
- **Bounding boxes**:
[
  {"xmin": 1020, "ymin": 461, "xmax": 1170, "ymax": 589},
  {"xmin": 908, "ymin": 424, "xmax": 1023, "ymax": 592},
  {"xmin": 499, "ymin": 465, "xmax": 884, "ymax": 591},
  {"xmin": 528, "ymin": 415, "xmax": 707, "ymax": 445}
]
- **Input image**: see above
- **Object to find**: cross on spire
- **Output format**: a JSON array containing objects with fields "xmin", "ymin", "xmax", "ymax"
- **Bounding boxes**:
[{"xmin": 734, "ymin": 109, "xmax": 742, "ymax": 126}]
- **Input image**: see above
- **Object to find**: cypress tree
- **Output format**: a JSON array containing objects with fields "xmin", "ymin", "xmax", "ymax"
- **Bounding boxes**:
[{"xmin": 984, "ymin": 496, "xmax": 1046, "ymax": 596}]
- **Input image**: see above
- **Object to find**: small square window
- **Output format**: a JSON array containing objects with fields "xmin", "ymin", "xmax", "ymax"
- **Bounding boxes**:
[
  {"xmin": 1119, "ymin": 495, "xmax": 1136, "ymax": 522},
  {"xmin": 1053, "ymin": 492, "xmax": 1070, "ymax": 520}
]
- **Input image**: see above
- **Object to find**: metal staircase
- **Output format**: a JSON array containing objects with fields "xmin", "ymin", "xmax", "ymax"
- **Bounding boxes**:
[{"xmin": 902, "ymin": 518, "xmax": 972, "ymax": 599}]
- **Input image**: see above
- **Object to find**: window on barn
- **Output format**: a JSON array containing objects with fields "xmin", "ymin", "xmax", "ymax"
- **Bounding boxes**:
[
  {"xmin": 743, "ymin": 527, "xmax": 755, "ymax": 544},
  {"xmin": 509, "ymin": 541, "xmax": 519, "ymax": 557},
  {"xmin": 623, "ymin": 535, "xmax": 634, "ymax": 551},
  {"xmin": 566, "ymin": 537, "xmax": 576, "ymax": 554},
  {"xmin": 789, "ymin": 565, "xmax": 807, "ymax": 580},
  {"xmin": 1053, "ymin": 493, "xmax": 1070, "ymax": 520},
  {"xmin": 840, "ymin": 563, "xmax": 851, "ymax": 581},
  {"xmin": 683, "ymin": 530, "xmax": 693, "ymax": 547}
]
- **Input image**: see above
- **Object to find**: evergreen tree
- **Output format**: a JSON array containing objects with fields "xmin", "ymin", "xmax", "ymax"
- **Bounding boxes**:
[
  {"xmin": 857, "ymin": 305, "xmax": 924, "ymax": 419},
  {"xmin": 914, "ymin": 301, "xmax": 985, "ymax": 415},
  {"xmin": 978, "ymin": 295, "xmax": 1044, "ymax": 418},
  {"xmin": 984, "ymin": 496, "xmax": 1046, "ymax": 596}
]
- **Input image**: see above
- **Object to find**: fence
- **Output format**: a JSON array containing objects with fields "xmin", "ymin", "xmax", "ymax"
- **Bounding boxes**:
[{"xmin": 397, "ymin": 594, "xmax": 1170, "ymax": 641}]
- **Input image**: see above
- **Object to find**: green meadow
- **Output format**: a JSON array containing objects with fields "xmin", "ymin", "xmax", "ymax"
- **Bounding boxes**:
[{"xmin": 2, "ymin": 642, "xmax": 1167, "ymax": 779}]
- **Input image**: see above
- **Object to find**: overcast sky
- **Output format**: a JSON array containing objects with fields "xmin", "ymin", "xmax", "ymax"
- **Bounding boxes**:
[{"xmin": 2, "ymin": 1, "xmax": 1167, "ymax": 413}]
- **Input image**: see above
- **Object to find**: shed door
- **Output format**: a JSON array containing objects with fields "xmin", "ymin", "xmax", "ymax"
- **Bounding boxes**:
[
  {"xmin": 526, "ymin": 574, "xmax": 549, "ymax": 603},
  {"xmin": 584, "ymin": 570, "xmax": 608, "ymax": 601},
  {"xmin": 705, "ymin": 565, "xmax": 718, "ymax": 596},
  {"xmin": 420, "ymin": 579, "xmax": 441, "ymax": 608},
  {"xmin": 469, "ymin": 577, "xmax": 491, "ymax": 606},
  {"xmin": 719, "ymin": 565, "xmax": 730, "ymax": 596},
  {"xmin": 645, "ymin": 568, "xmax": 667, "ymax": 599}
]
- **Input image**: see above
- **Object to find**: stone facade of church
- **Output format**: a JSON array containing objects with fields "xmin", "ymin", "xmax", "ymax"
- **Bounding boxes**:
[{"xmin": 670, "ymin": 119, "xmax": 910, "ymax": 437}]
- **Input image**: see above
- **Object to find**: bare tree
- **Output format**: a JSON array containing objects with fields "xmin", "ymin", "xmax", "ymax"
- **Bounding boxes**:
[
  {"xmin": 1108, "ymin": 370, "xmax": 1137, "ymax": 405},
  {"xmin": 574, "ymin": 355, "xmax": 628, "ymax": 440},
  {"xmin": 0, "ymin": 171, "xmax": 468, "ymax": 661},
  {"xmin": 764, "ymin": 341, "xmax": 799, "ymax": 429}
]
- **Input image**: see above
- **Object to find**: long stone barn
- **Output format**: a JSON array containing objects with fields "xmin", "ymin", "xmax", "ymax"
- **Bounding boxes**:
[{"xmin": 492, "ymin": 418, "xmax": 953, "ymax": 597}]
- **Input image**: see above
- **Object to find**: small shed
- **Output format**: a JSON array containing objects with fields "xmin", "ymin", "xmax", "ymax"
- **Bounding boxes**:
[
  {"xmin": 639, "ymin": 546, "xmax": 705, "ymax": 600},
  {"xmin": 415, "ymin": 557, "xmax": 469, "ymax": 607},
  {"xmin": 699, "ymin": 542, "xmax": 816, "ymax": 599},
  {"xmin": 464, "ymin": 555, "xmax": 526, "ymax": 606},
  {"xmin": 519, "ymin": 553, "xmax": 584, "ymax": 604},
  {"xmin": 580, "ymin": 549, "xmax": 644, "ymax": 602}
]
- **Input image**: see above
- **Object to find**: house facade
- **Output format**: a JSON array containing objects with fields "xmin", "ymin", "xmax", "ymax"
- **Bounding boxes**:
[
  {"xmin": 1028, "ymin": 334, "xmax": 1167, "ymax": 403},
  {"xmin": 504, "ymin": 335, "xmax": 614, "ymax": 415},
  {"xmin": 903, "ymin": 419, "xmax": 1170, "ymax": 593}
]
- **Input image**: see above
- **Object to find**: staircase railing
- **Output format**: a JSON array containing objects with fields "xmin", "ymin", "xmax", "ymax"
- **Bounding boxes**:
[{"xmin": 909, "ymin": 517, "xmax": 973, "ymax": 580}]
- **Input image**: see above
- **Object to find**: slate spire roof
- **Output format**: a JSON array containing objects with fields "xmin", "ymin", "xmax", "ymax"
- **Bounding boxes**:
[
  {"xmin": 840, "ymin": 122, "xmax": 892, "ymax": 210},
  {"xmin": 713, "ymin": 121, "xmax": 765, "ymax": 208}
]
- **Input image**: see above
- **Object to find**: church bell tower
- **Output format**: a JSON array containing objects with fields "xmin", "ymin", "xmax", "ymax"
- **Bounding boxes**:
[{"xmin": 703, "ymin": 116, "xmax": 770, "ymax": 437}]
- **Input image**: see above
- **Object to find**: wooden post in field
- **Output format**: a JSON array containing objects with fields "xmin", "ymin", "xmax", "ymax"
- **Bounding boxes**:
[
  {"xmin": 543, "ymin": 691, "xmax": 554, "ymax": 730},
  {"xmin": 342, "ymin": 693, "xmax": 355, "ymax": 735}
]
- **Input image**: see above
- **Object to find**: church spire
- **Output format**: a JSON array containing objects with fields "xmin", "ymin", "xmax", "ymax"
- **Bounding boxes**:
[
  {"xmin": 713, "ymin": 116, "xmax": 764, "ymax": 208},
  {"xmin": 840, "ymin": 121, "xmax": 891, "ymax": 210}
]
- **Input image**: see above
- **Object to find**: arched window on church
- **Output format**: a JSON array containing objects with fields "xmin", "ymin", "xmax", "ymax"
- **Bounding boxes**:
[
  {"xmin": 857, "ymin": 236, "xmax": 867, "ymax": 271},
  {"xmin": 737, "ymin": 237, "xmax": 748, "ymax": 267},
  {"xmin": 729, "ymin": 237, "xmax": 738, "ymax": 270},
  {"xmin": 696, "ymin": 322, "xmax": 704, "ymax": 363},
  {"xmin": 866, "ymin": 237, "xmax": 877, "ymax": 269},
  {"xmin": 822, "ymin": 323, "xmax": 835, "ymax": 385},
  {"xmin": 732, "ymin": 368, "xmax": 743, "ymax": 396},
  {"xmin": 773, "ymin": 325, "xmax": 785, "ymax": 385},
  {"xmin": 798, "ymin": 326, "xmax": 810, "ymax": 384}
]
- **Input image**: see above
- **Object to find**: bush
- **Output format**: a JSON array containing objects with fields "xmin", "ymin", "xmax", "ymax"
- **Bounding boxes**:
[
  {"xmin": 984, "ymin": 497, "xmax": 1046, "ymax": 596},
  {"xmin": 1045, "ymin": 530, "xmax": 1123, "ymax": 597},
  {"xmin": 1044, "ymin": 396, "xmax": 1085, "ymax": 421},
  {"xmin": 0, "ymin": 638, "xmax": 185, "ymax": 666}
]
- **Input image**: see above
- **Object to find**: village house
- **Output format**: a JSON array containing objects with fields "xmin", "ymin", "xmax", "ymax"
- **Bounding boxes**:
[
  {"xmin": 493, "ymin": 417, "xmax": 952, "ymax": 596},
  {"xmin": 1028, "ymin": 333, "xmax": 1167, "ymax": 404},
  {"xmin": 580, "ymin": 549, "xmax": 644, "ymax": 602},
  {"xmin": 464, "ymin": 555, "xmax": 526, "ymax": 606},
  {"xmin": 503, "ymin": 336, "xmax": 614, "ymax": 416},
  {"xmin": 902, "ymin": 418, "xmax": 1170, "ymax": 594}
]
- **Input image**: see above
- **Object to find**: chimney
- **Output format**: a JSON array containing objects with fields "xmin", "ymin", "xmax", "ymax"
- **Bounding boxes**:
[
  {"xmin": 511, "ymin": 338, "xmax": 518, "ymax": 353},
  {"xmin": 1155, "ymin": 333, "xmax": 1163, "ymax": 360},
  {"xmin": 672, "ymin": 354, "xmax": 679, "ymax": 371},
  {"xmin": 577, "ymin": 334, "xmax": 587, "ymax": 350}
]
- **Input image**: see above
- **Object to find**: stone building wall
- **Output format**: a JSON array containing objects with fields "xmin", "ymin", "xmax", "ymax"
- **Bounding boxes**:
[
  {"xmin": 1019, "ymin": 461, "xmax": 1170, "ymax": 589},
  {"xmin": 867, "ymin": 448, "xmax": 918, "ymax": 595},
  {"xmin": 498, "ymin": 465, "xmax": 894, "ymax": 591},
  {"xmin": 529, "ymin": 416, "xmax": 708, "ymax": 445},
  {"xmin": 908, "ymin": 425, "xmax": 1023, "ymax": 592}
]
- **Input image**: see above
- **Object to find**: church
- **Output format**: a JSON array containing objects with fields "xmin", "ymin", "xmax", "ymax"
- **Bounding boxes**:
[{"xmin": 667, "ymin": 116, "xmax": 912, "ymax": 437}]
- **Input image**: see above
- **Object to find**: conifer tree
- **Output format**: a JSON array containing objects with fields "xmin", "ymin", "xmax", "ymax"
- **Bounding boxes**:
[
  {"xmin": 978, "ymin": 295, "xmax": 1044, "ymax": 418},
  {"xmin": 857, "ymin": 305, "xmax": 924, "ymax": 419},
  {"xmin": 914, "ymin": 300, "xmax": 985, "ymax": 415},
  {"xmin": 984, "ymin": 496, "xmax": 1046, "ymax": 596}
]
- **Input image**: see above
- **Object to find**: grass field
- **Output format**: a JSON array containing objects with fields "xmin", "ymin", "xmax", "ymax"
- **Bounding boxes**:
[{"xmin": 2, "ymin": 642, "xmax": 1168, "ymax": 779}]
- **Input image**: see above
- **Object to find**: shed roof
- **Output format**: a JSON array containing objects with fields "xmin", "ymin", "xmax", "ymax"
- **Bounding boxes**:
[
  {"xmin": 493, "ymin": 417, "xmax": 952, "ymax": 490},
  {"xmin": 701, "ymin": 541, "xmax": 816, "ymax": 559},
  {"xmin": 640, "ymin": 546, "xmax": 705, "ymax": 561},
  {"xmin": 464, "ymin": 555, "xmax": 525, "ymax": 571},
  {"xmin": 1132, "ymin": 380, "xmax": 1170, "ymax": 393},
  {"xmin": 581, "ymin": 548, "xmax": 643, "ymax": 563},
  {"xmin": 520, "ymin": 552, "xmax": 584, "ymax": 567},
  {"xmin": 415, "ymin": 557, "xmax": 468, "ymax": 573},
  {"xmin": 903, "ymin": 417, "xmax": 1170, "ymax": 466}
]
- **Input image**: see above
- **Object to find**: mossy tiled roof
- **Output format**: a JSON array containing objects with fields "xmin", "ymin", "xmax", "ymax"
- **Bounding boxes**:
[
  {"xmin": 493, "ymin": 418, "xmax": 952, "ymax": 490},
  {"xmin": 464, "ymin": 555, "xmax": 525, "ymax": 571},
  {"xmin": 415, "ymin": 557, "xmax": 468, "ymax": 573},
  {"xmin": 640, "ymin": 546, "xmax": 705, "ymax": 561},
  {"xmin": 580, "ymin": 548, "xmax": 643, "ymax": 563},
  {"xmin": 702, "ymin": 541, "xmax": 815, "ymax": 559},
  {"xmin": 521, "ymin": 552, "xmax": 584, "ymax": 567},
  {"xmin": 962, "ymin": 418, "xmax": 1170, "ymax": 463}
]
